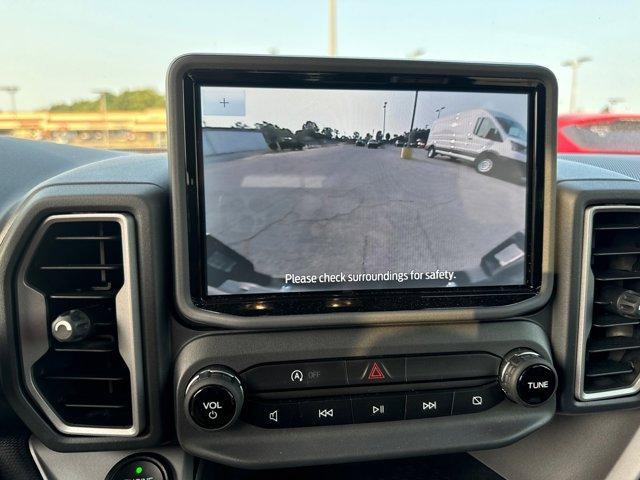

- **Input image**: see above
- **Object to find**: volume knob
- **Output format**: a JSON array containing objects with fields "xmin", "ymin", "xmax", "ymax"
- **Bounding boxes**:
[
  {"xmin": 499, "ymin": 349, "xmax": 557, "ymax": 407},
  {"xmin": 185, "ymin": 367, "xmax": 244, "ymax": 430}
]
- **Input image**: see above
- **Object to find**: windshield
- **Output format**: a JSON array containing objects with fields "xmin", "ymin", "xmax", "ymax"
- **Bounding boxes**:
[
  {"xmin": 495, "ymin": 116, "xmax": 527, "ymax": 141},
  {"xmin": 1, "ymin": 1, "xmax": 639, "ymax": 153}
]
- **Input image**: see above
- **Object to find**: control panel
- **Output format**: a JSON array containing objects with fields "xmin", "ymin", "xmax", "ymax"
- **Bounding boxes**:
[
  {"xmin": 173, "ymin": 322, "xmax": 557, "ymax": 468},
  {"xmin": 184, "ymin": 350, "xmax": 556, "ymax": 431}
]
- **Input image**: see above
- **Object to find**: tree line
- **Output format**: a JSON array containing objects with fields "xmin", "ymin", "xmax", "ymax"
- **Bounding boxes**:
[
  {"xmin": 49, "ymin": 89, "xmax": 165, "ymax": 112},
  {"xmin": 242, "ymin": 120, "xmax": 430, "ymax": 148}
]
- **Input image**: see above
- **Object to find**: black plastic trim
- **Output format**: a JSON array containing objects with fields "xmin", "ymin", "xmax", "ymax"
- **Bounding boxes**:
[{"xmin": 167, "ymin": 54, "xmax": 557, "ymax": 328}]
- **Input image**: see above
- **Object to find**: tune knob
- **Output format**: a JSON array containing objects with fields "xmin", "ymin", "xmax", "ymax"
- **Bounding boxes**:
[
  {"xmin": 499, "ymin": 349, "xmax": 557, "ymax": 407},
  {"xmin": 185, "ymin": 367, "xmax": 244, "ymax": 430},
  {"xmin": 51, "ymin": 309, "xmax": 92, "ymax": 343}
]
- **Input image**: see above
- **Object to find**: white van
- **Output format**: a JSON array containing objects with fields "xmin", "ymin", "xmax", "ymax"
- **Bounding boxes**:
[{"xmin": 425, "ymin": 109, "xmax": 527, "ymax": 175}]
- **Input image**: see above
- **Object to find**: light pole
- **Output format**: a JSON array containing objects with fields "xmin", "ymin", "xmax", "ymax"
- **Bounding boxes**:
[
  {"xmin": 328, "ymin": 0, "xmax": 337, "ymax": 56},
  {"xmin": 93, "ymin": 90, "xmax": 110, "ymax": 147},
  {"xmin": 435, "ymin": 106, "xmax": 446, "ymax": 118},
  {"xmin": 404, "ymin": 48, "xmax": 425, "ymax": 149},
  {"xmin": 382, "ymin": 101, "xmax": 387, "ymax": 138},
  {"xmin": 400, "ymin": 91, "xmax": 420, "ymax": 160},
  {"xmin": 606, "ymin": 97, "xmax": 625, "ymax": 112},
  {"xmin": 562, "ymin": 56, "xmax": 592, "ymax": 113},
  {"xmin": 0, "ymin": 86, "xmax": 19, "ymax": 114},
  {"xmin": 409, "ymin": 91, "xmax": 419, "ymax": 141}
]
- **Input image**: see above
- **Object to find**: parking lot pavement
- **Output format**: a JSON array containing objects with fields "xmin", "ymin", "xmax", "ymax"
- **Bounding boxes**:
[{"xmin": 203, "ymin": 144, "xmax": 526, "ymax": 279}]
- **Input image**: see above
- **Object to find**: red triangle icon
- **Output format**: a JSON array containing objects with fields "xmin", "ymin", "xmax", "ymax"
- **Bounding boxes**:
[{"xmin": 367, "ymin": 362, "xmax": 386, "ymax": 381}]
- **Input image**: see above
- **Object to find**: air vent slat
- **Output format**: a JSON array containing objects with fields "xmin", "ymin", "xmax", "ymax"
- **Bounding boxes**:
[
  {"xmin": 55, "ymin": 235, "xmax": 120, "ymax": 241},
  {"xmin": 594, "ymin": 269, "xmax": 640, "ymax": 281},
  {"xmin": 592, "ymin": 314, "xmax": 640, "ymax": 328},
  {"xmin": 586, "ymin": 360, "xmax": 635, "ymax": 378},
  {"xmin": 587, "ymin": 336, "xmax": 640, "ymax": 354},
  {"xmin": 594, "ymin": 222, "xmax": 640, "ymax": 231},
  {"xmin": 53, "ymin": 344, "xmax": 115, "ymax": 353},
  {"xmin": 594, "ymin": 299, "xmax": 612, "ymax": 306},
  {"xmin": 49, "ymin": 292, "xmax": 117, "ymax": 300},
  {"xmin": 593, "ymin": 248, "xmax": 640, "ymax": 256},
  {"xmin": 64, "ymin": 403, "xmax": 127, "ymax": 410},
  {"xmin": 43, "ymin": 374, "xmax": 126, "ymax": 382},
  {"xmin": 40, "ymin": 264, "xmax": 122, "ymax": 271}
]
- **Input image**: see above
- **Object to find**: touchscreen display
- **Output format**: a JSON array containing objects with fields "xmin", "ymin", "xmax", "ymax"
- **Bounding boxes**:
[{"xmin": 198, "ymin": 86, "xmax": 529, "ymax": 296}]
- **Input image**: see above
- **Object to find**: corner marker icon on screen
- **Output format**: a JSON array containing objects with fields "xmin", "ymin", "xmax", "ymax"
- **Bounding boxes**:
[{"xmin": 202, "ymin": 88, "xmax": 246, "ymax": 116}]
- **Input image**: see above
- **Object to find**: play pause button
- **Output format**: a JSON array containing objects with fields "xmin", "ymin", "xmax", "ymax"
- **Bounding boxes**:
[
  {"xmin": 352, "ymin": 395, "xmax": 404, "ymax": 423},
  {"xmin": 406, "ymin": 391, "xmax": 453, "ymax": 419}
]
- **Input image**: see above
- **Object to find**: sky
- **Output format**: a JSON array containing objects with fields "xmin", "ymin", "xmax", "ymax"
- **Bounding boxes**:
[
  {"xmin": 201, "ymin": 87, "xmax": 528, "ymax": 137},
  {"xmin": 2, "ymin": 0, "xmax": 639, "ymax": 114}
]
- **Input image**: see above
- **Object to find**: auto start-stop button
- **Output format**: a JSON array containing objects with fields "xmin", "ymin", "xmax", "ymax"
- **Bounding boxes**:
[{"xmin": 105, "ymin": 454, "xmax": 170, "ymax": 480}]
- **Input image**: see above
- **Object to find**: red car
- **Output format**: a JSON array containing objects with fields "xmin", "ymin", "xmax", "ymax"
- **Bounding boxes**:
[{"xmin": 558, "ymin": 113, "xmax": 640, "ymax": 154}]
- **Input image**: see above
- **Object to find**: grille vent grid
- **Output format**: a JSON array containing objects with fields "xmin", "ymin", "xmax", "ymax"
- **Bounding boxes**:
[
  {"xmin": 581, "ymin": 208, "xmax": 640, "ymax": 399},
  {"xmin": 25, "ymin": 220, "xmax": 133, "ymax": 428}
]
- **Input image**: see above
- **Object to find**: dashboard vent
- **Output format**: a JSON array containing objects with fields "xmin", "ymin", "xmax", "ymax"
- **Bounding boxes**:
[
  {"xmin": 18, "ymin": 214, "xmax": 143, "ymax": 436},
  {"xmin": 578, "ymin": 206, "xmax": 640, "ymax": 400}
]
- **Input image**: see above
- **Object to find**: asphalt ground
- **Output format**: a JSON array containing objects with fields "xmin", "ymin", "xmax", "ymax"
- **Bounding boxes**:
[{"xmin": 203, "ymin": 144, "xmax": 526, "ymax": 286}]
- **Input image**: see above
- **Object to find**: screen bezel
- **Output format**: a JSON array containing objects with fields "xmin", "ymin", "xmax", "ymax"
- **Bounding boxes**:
[{"xmin": 168, "ymin": 55, "xmax": 556, "ymax": 326}]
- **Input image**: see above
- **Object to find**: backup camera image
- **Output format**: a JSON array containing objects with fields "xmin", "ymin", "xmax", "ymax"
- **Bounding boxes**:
[{"xmin": 199, "ymin": 86, "xmax": 529, "ymax": 295}]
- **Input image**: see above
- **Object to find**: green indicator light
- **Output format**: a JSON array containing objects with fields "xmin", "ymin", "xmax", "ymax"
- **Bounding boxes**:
[{"xmin": 135, "ymin": 466, "xmax": 143, "ymax": 475}]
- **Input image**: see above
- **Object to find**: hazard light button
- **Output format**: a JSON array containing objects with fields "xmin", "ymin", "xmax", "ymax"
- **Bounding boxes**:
[{"xmin": 346, "ymin": 358, "xmax": 405, "ymax": 385}]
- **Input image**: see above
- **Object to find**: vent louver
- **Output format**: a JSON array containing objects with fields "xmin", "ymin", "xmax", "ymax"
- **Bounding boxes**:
[
  {"xmin": 18, "ymin": 214, "xmax": 143, "ymax": 436},
  {"xmin": 578, "ymin": 206, "xmax": 640, "ymax": 400}
]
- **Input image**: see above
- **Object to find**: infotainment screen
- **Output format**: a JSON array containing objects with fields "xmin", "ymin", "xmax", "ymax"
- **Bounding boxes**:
[
  {"xmin": 169, "ymin": 56, "xmax": 554, "ymax": 321},
  {"xmin": 197, "ymin": 86, "xmax": 529, "ymax": 296}
]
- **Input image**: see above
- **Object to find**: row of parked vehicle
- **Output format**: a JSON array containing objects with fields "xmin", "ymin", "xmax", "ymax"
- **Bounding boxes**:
[
  {"xmin": 394, "ymin": 139, "xmax": 427, "ymax": 148},
  {"xmin": 355, "ymin": 138, "xmax": 382, "ymax": 148},
  {"xmin": 352, "ymin": 111, "xmax": 638, "ymax": 179}
]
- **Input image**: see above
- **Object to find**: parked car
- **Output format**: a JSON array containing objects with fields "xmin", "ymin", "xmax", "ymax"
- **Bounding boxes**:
[
  {"xmin": 417, "ymin": 139, "xmax": 426, "ymax": 148},
  {"xmin": 366, "ymin": 139, "xmax": 381, "ymax": 149},
  {"xmin": 558, "ymin": 114, "xmax": 640, "ymax": 154},
  {"xmin": 394, "ymin": 138, "xmax": 406, "ymax": 147},
  {"xmin": 425, "ymin": 108, "xmax": 527, "ymax": 175},
  {"xmin": 279, "ymin": 137, "xmax": 305, "ymax": 150},
  {"xmin": 355, "ymin": 138, "xmax": 366, "ymax": 147}
]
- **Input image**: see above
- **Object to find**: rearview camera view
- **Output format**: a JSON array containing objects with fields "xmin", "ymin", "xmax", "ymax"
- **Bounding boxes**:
[{"xmin": 199, "ymin": 86, "xmax": 529, "ymax": 295}]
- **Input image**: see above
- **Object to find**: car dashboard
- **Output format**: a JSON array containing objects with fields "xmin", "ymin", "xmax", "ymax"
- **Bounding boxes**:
[{"xmin": 2, "ymin": 57, "xmax": 640, "ymax": 480}]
